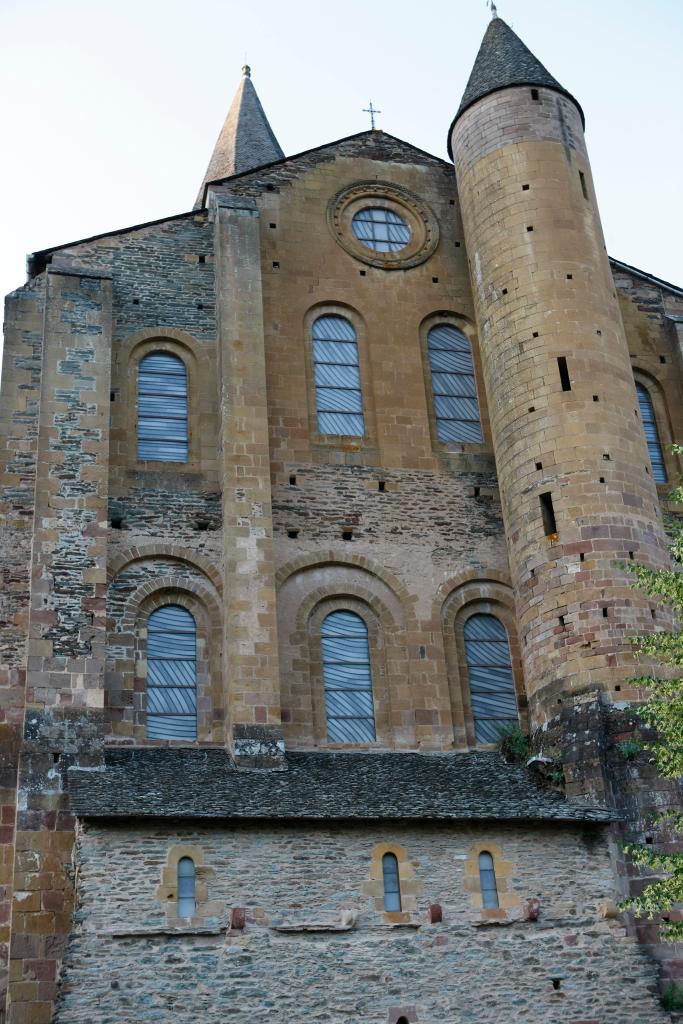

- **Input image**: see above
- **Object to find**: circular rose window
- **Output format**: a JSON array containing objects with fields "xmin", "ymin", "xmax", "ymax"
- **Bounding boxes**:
[
  {"xmin": 328, "ymin": 182, "xmax": 439, "ymax": 270},
  {"xmin": 351, "ymin": 207, "xmax": 411, "ymax": 253}
]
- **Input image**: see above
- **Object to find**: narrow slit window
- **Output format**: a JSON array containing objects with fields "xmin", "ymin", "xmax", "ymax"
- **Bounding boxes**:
[
  {"xmin": 636, "ymin": 383, "xmax": 667, "ymax": 483},
  {"xmin": 321, "ymin": 611, "xmax": 375, "ymax": 743},
  {"xmin": 312, "ymin": 316, "xmax": 365, "ymax": 437},
  {"xmin": 137, "ymin": 352, "xmax": 188, "ymax": 462},
  {"xmin": 382, "ymin": 853, "xmax": 401, "ymax": 911},
  {"xmin": 539, "ymin": 491, "xmax": 557, "ymax": 536},
  {"xmin": 146, "ymin": 605, "xmax": 197, "ymax": 740},
  {"xmin": 579, "ymin": 171, "xmax": 589, "ymax": 199},
  {"xmin": 464, "ymin": 614, "xmax": 519, "ymax": 744},
  {"xmin": 478, "ymin": 851, "xmax": 499, "ymax": 909},
  {"xmin": 557, "ymin": 357, "xmax": 571, "ymax": 391},
  {"xmin": 427, "ymin": 324, "xmax": 483, "ymax": 443},
  {"xmin": 177, "ymin": 857, "xmax": 196, "ymax": 917}
]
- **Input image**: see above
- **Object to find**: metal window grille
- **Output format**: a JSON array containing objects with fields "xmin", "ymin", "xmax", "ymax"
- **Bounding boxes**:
[
  {"xmin": 478, "ymin": 851, "xmax": 499, "ymax": 909},
  {"xmin": 177, "ymin": 857, "xmax": 196, "ymax": 917},
  {"xmin": 382, "ymin": 853, "xmax": 402, "ymax": 911},
  {"xmin": 321, "ymin": 610, "xmax": 376, "ymax": 743},
  {"xmin": 146, "ymin": 605, "xmax": 197, "ymax": 741},
  {"xmin": 427, "ymin": 324, "xmax": 483, "ymax": 443},
  {"xmin": 464, "ymin": 614, "xmax": 518, "ymax": 744},
  {"xmin": 636, "ymin": 383, "xmax": 667, "ymax": 483},
  {"xmin": 137, "ymin": 352, "xmax": 189, "ymax": 462},
  {"xmin": 351, "ymin": 207, "xmax": 411, "ymax": 253},
  {"xmin": 312, "ymin": 316, "xmax": 365, "ymax": 437}
]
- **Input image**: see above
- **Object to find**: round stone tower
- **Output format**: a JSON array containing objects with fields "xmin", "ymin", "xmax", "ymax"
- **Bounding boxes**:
[{"xmin": 449, "ymin": 16, "xmax": 669, "ymax": 724}]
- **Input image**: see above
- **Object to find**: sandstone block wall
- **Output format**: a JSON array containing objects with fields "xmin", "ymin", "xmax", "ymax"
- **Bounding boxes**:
[{"xmin": 451, "ymin": 87, "xmax": 673, "ymax": 724}]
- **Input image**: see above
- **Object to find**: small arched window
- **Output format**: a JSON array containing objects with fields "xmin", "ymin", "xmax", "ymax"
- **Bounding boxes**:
[
  {"xmin": 382, "ymin": 853, "xmax": 401, "ymax": 912},
  {"xmin": 321, "ymin": 610, "xmax": 376, "ymax": 743},
  {"xmin": 137, "ymin": 351, "xmax": 189, "ymax": 462},
  {"xmin": 464, "ymin": 614, "xmax": 518, "ymax": 744},
  {"xmin": 636, "ymin": 382, "xmax": 667, "ymax": 483},
  {"xmin": 427, "ymin": 324, "xmax": 482, "ymax": 443},
  {"xmin": 146, "ymin": 605, "xmax": 197, "ymax": 741},
  {"xmin": 312, "ymin": 315, "xmax": 365, "ymax": 437},
  {"xmin": 478, "ymin": 851, "xmax": 499, "ymax": 909},
  {"xmin": 177, "ymin": 857, "xmax": 196, "ymax": 917}
]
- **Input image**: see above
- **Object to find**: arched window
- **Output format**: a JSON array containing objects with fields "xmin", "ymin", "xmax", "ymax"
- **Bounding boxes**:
[
  {"xmin": 427, "ymin": 324, "xmax": 482, "ymax": 443},
  {"xmin": 464, "ymin": 614, "xmax": 518, "ymax": 744},
  {"xmin": 312, "ymin": 315, "xmax": 365, "ymax": 437},
  {"xmin": 636, "ymin": 382, "xmax": 667, "ymax": 483},
  {"xmin": 177, "ymin": 857, "xmax": 196, "ymax": 917},
  {"xmin": 321, "ymin": 610, "xmax": 376, "ymax": 743},
  {"xmin": 146, "ymin": 605, "xmax": 197, "ymax": 740},
  {"xmin": 382, "ymin": 853, "xmax": 401, "ymax": 911},
  {"xmin": 137, "ymin": 352, "xmax": 189, "ymax": 462},
  {"xmin": 478, "ymin": 851, "xmax": 499, "ymax": 909}
]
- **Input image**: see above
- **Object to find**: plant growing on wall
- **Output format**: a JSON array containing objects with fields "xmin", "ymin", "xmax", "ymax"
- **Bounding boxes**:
[{"xmin": 620, "ymin": 444, "xmax": 683, "ymax": 940}]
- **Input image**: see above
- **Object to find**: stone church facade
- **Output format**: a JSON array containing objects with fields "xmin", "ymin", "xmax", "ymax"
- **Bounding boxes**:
[{"xmin": 1, "ymin": 15, "xmax": 682, "ymax": 1024}]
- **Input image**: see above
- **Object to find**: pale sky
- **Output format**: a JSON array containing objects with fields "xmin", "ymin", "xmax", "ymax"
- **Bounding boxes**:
[{"xmin": 1, "ymin": 0, "xmax": 682, "ymax": 366}]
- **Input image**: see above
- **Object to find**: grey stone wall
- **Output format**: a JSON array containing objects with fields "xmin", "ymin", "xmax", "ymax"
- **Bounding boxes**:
[
  {"xmin": 55, "ymin": 820, "xmax": 668, "ymax": 1024},
  {"xmin": 43, "ymin": 213, "xmax": 217, "ymax": 345}
]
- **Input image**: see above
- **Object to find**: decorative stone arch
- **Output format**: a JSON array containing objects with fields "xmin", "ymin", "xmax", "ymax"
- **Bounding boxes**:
[
  {"xmin": 362, "ymin": 842, "xmax": 422, "ymax": 922},
  {"xmin": 276, "ymin": 550, "xmax": 415, "ymax": 612},
  {"xmin": 418, "ymin": 309, "xmax": 490, "ymax": 455},
  {"xmin": 632, "ymin": 366, "xmax": 679, "ymax": 485},
  {"xmin": 433, "ymin": 568, "xmax": 513, "ymax": 619},
  {"xmin": 277, "ymin": 556, "xmax": 415, "ymax": 749},
  {"xmin": 105, "ymin": 559, "xmax": 224, "ymax": 746},
  {"xmin": 111, "ymin": 327, "xmax": 217, "ymax": 472},
  {"xmin": 440, "ymin": 577, "xmax": 526, "ymax": 750},
  {"xmin": 108, "ymin": 544, "xmax": 223, "ymax": 593},
  {"xmin": 302, "ymin": 301, "xmax": 378, "ymax": 452},
  {"xmin": 463, "ymin": 839, "xmax": 518, "ymax": 920}
]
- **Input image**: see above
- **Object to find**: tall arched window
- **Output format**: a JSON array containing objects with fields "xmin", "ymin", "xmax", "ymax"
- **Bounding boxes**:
[
  {"xmin": 464, "ymin": 614, "xmax": 518, "ymax": 744},
  {"xmin": 382, "ymin": 853, "xmax": 401, "ymax": 911},
  {"xmin": 427, "ymin": 324, "xmax": 482, "ymax": 443},
  {"xmin": 137, "ymin": 352, "xmax": 189, "ymax": 462},
  {"xmin": 478, "ymin": 851, "xmax": 499, "ymax": 909},
  {"xmin": 177, "ymin": 857, "xmax": 196, "ymax": 917},
  {"xmin": 312, "ymin": 315, "xmax": 365, "ymax": 437},
  {"xmin": 321, "ymin": 610, "xmax": 376, "ymax": 743},
  {"xmin": 146, "ymin": 605, "xmax": 197, "ymax": 740},
  {"xmin": 636, "ymin": 382, "xmax": 667, "ymax": 483}
]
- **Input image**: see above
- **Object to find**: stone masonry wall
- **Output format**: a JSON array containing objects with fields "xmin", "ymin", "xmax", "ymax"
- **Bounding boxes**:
[
  {"xmin": 451, "ymin": 87, "xmax": 672, "ymax": 724},
  {"xmin": 0, "ymin": 278, "xmax": 46, "ymax": 1019},
  {"xmin": 54, "ymin": 820, "xmax": 669, "ymax": 1024}
]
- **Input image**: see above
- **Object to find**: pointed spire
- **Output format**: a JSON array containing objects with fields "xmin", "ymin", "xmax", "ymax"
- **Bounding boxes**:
[
  {"xmin": 194, "ymin": 66, "xmax": 284, "ymax": 207},
  {"xmin": 449, "ymin": 17, "xmax": 583, "ymax": 149}
]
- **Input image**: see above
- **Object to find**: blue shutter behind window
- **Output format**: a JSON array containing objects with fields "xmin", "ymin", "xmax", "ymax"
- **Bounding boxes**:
[
  {"xmin": 382, "ymin": 853, "xmax": 402, "ymax": 911},
  {"xmin": 464, "ymin": 613, "xmax": 518, "ymax": 744},
  {"xmin": 312, "ymin": 316, "xmax": 365, "ymax": 437},
  {"xmin": 321, "ymin": 610, "xmax": 376, "ymax": 743},
  {"xmin": 636, "ymin": 383, "xmax": 667, "ymax": 483},
  {"xmin": 427, "ymin": 325, "xmax": 483, "ymax": 443},
  {"xmin": 137, "ymin": 352, "xmax": 189, "ymax": 462},
  {"xmin": 177, "ymin": 857, "xmax": 196, "ymax": 917},
  {"xmin": 147, "ymin": 605, "xmax": 197, "ymax": 740},
  {"xmin": 478, "ymin": 851, "xmax": 499, "ymax": 909}
]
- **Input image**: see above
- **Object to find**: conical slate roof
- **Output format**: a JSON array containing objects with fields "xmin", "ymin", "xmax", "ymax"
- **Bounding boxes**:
[
  {"xmin": 448, "ymin": 16, "xmax": 583, "ymax": 155},
  {"xmin": 194, "ymin": 66, "xmax": 284, "ymax": 208}
]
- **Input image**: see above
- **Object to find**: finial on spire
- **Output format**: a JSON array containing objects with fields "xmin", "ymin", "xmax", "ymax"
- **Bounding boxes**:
[
  {"xmin": 242, "ymin": 64, "xmax": 251, "ymax": 78},
  {"xmin": 488, "ymin": 0, "xmax": 498, "ymax": 18}
]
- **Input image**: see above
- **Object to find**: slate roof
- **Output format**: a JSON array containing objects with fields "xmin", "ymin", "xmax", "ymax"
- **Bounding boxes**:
[
  {"xmin": 68, "ymin": 748, "xmax": 612, "ymax": 824},
  {"xmin": 194, "ymin": 66, "xmax": 284, "ymax": 208},
  {"xmin": 448, "ymin": 16, "xmax": 583, "ymax": 155}
]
